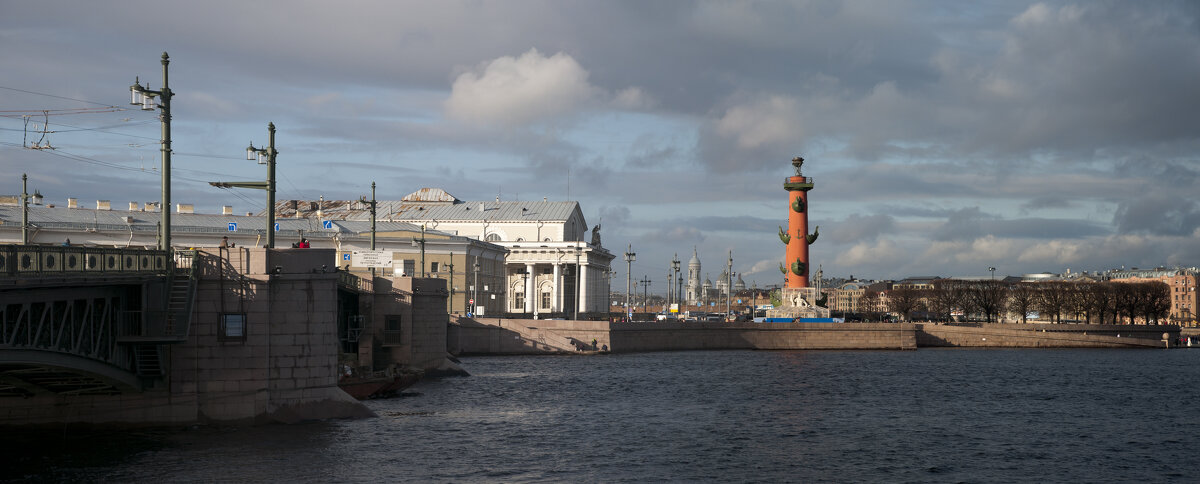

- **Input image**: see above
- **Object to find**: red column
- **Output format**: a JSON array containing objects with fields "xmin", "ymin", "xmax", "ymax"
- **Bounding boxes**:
[{"xmin": 785, "ymin": 177, "xmax": 810, "ymax": 288}]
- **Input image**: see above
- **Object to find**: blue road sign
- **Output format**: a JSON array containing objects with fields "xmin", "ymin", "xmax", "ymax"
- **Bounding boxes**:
[
  {"xmin": 274, "ymin": 223, "xmax": 280, "ymax": 232},
  {"xmin": 227, "ymin": 222, "xmax": 237, "ymax": 232},
  {"xmin": 342, "ymin": 253, "xmax": 351, "ymax": 261},
  {"xmin": 322, "ymin": 220, "xmax": 333, "ymax": 229}
]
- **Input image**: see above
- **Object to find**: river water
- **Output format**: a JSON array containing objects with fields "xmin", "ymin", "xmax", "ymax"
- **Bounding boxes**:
[{"xmin": 6, "ymin": 349, "xmax": 1199, "ymax": 483}]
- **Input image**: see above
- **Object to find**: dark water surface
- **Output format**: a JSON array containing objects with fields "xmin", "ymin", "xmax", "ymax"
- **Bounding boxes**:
[{"xmin": 6, "ymin": 349, "xmax": 1199, "ymax": 483}]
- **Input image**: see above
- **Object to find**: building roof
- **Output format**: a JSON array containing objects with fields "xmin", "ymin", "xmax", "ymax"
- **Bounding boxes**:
[{"xmin": 270, "ymin": 188, "xmax": 581, "ymax": 224}]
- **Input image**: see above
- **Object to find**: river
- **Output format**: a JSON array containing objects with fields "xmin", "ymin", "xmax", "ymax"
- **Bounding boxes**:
[{"xmin": 6, "ymin": 348, "xmax": 1199, "ymax": 482}]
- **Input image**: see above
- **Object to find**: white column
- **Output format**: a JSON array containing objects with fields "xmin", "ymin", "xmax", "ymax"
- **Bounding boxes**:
[
  {"xmin": 579, "ymin": 263, "xmax": 589, "ymax": 314},
  {"xmin": 526, "ymin": 263, "xmax": 535, "ymax": 317},
  {"xmin": 552, "ymin": 262, "xmax": 561, "ymax": 312}
]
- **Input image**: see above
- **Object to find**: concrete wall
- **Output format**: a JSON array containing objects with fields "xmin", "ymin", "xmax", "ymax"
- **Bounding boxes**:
[{"xmin": 916, "ymin": 323, "xmax": 1173, "ymax": 348}]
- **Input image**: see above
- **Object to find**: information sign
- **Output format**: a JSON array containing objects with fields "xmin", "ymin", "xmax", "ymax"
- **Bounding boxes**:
[
  {"xmin": 351, "ymin": 250, "xmax": 394, "ymax": 268},
  {"xmin": 227, "ymin": 222, "xmax": 237, "ymax": 232}
]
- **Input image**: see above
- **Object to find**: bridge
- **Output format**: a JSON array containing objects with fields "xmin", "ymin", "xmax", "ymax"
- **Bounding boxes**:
[{"xmin": 0, "ymin": 245, "xmax": 196, "ymax": 397}]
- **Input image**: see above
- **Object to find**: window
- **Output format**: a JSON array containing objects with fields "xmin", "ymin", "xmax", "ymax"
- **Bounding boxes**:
[
  {"xmin": 516, "ymin": 293, "xmax": 525, "ymax": 310},
  {"xmin": 220, "ymin": 313, "xmax": 246, "ymax": 341},
  {"xmin": 542, "ymin": 291, "xmax": 551, "ymax": 309},
  {"xmin": 486, "ymin": 233, "xmax": 501, "ymax": 242},
  {"xmin": 383, "ymin": 315, "xmax": 403, "ymax": 346},
  {"xmin": 430, "ymin": 261, "xmax": 440, "ymax": 273}
]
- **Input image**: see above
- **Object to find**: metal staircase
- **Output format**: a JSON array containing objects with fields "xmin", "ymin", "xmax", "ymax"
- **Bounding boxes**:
[{"xmin": 120, "ymin": 250, "xmax": 200, "ymax": 378}]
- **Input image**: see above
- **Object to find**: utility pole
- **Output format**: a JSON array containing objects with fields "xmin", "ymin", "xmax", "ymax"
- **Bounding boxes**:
[
  {"xmin": 129, "ymin": 52, "xmax": 173, "ymax": 251},
  {"xmin": 472, "ymin": 259, "xmax": 481, "ymax": 317},
  {"xmin": 574, "ymin": 246, "xmax": 582, "ymax": 320},
  {"xmin": 639, "ymin": 275, "xmax": 651, "ymax": 317},
  {"xmin": 359, "ymin": 182, "xmax": 377, "ymax": 278},
  {"xmin": 624, "ymin": 244, "xmax": 635, "ymax": 320},
  {"xmin": 212, "ymin": 123, "xmax": 278, "ymax": 247},
  {"xmin": 726, "ymin": 250, "xmax": 733, "ymax": 319},
  {"xmin": 20, "ymin": 174, "xmax": 29, "ymax": 244}
]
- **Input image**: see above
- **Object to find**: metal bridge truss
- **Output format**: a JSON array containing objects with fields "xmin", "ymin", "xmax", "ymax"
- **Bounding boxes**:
[{"xmin": 0, "ymin": 285, "xmax": 139, "ymax": 397}]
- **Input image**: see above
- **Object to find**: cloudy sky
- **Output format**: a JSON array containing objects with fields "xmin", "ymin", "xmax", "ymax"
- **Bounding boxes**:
[{"xmin": 3, "ymin": 1, "xmax": 1199, "ymax": 289}]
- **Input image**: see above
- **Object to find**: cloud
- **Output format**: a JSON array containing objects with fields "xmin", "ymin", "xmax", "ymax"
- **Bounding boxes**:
[
  {"xmin": 444, "ymin": 48, "xmax": 599, "ymax": 127},
  {"xmin": 1113, "ymin": 195, "xmax": 1200, "ymax": 236},
  {"xmin": 834, "ymin": 238, "xmax": 907, "ymax": 268},
  {"xmin": 826, "ymin": 214, "xmax": 896, "ymax": 243}
]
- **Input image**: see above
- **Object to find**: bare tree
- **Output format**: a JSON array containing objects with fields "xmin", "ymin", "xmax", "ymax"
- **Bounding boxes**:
[
  {"xmin": 966, "ymin": 280, "xmax": 1008, "ymax": 323},
  {"xmin": 1036, "ymin": 281, "xmax": 1070, "ymax": 323},
  {"xmin": 859, "ymin": 291, "xmax": 881, "ymax": 322},
  {"xmin": 1112, "ymin": 282, "xmax": 1139, "ymax": 324},
  {"xmin": 887, "ymin": 288, "xmax": 925, "ymax": 322},
  {"xmin": 929, "ymin": 280, "xmax": 967, "ymax": 322},
  {"xmin": 1136, "ymin": 282, "xmax": 1170, "ymax": 324},
  {"xmin": 1008, "ymin": 282, "xmax": 1037, "ymax": 324}
]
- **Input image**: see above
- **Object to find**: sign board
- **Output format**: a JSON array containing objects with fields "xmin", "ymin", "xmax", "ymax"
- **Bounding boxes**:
[
  {"xmin": 274, "ymin": 223, "xmax": 280, "ymax": 232},
  {"xmin": 322, "ymin": 220, "xmax": 333, "ymax": 230},
  {"xmin": 670, "ymin": 303, "xmax": 679, "ymax": 314},
  {"xmin": 469, "ymin": 298, "xmax": 475, "ymax": 305},
  {"xmin": 227, "ymin": 222, "xmax": 237, "ymax": 232},
  {"xmin": 351, "ymin": 250, "xmax": 393, "ymax": 268},
  {"xmin": 342, "ymin": 253, "xmax": 351, "ymax": 261}
]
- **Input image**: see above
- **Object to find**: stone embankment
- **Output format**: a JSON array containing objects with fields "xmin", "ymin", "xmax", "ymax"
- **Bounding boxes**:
[{"xmin": 450, "ymin": 318, "xmax": 1179, "ymax": 355}]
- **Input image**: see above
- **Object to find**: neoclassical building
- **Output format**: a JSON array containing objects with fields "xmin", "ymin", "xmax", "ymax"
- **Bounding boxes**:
[{"xmin": 277, "ymin": 188, "xmax": 614, "ymax": 319}]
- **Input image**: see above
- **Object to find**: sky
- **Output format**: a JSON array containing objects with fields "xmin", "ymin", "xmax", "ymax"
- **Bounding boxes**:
[{"xmin": 2, "ymin": 0, "xmax": 1200, "ymax": 291}]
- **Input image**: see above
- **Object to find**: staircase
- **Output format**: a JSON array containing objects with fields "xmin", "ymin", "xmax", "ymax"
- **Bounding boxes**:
[
  {"xmin": 496, "ymin": 320, "xmax": 580, "ymax": 352},
  {"xmin": 165, "ymin": 265, "xmax": 195, "ymax": 338},
  {"xmin": 132, "ymin": 344, "xmax": 164, "ymax": 377}
]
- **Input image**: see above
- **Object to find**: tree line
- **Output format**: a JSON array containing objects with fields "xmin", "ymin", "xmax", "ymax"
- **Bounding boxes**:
[{"xmin": 857, "ymin": 280, "xmax": 1171, "ymax": 325}]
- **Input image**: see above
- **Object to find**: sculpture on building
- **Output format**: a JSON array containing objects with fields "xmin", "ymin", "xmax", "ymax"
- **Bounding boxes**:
[{"xmin": 590, "ymin": 223, "xmax": 602, "ymax": 247}]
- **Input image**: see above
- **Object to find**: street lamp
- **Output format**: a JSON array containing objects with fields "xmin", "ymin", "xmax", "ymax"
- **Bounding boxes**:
[
  {"xmin": 210, "ymin": 123, "xmax": 278, "ymax": 248},
  {"xmin": 624, "ymin": 244, "xmax": 636, "ymax": 320},
  {"xmin": 129, "ymin": 52, "xmax": 173, "ymax": 251},
  {"xmin": 574, "ymin": 246, "xmax": 582, "ymax": 320},
  {"xmin": 640, "ymin": 275, "xmax": 651, "ymax": 318},
  {"xmin": 726, "ymin": 250, "xmax": 733, "ymax": 319},
  {"xmin": 672, "ymin": 254, "xmax": 681, "ymax": 312},
  {"xmin": 989, "ymin": 267, "xmax": 997, "ymax": 281},
  {"xmin": 472, "ymin": 260, "xmax": 481, "ymax": 317},
  {"xmin": 411, "ymin": 224, "xmax": 427, "ymax": 277}
]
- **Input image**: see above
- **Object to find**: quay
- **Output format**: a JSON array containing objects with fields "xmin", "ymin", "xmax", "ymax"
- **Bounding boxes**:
[{"xmin": 449, "ymin": 317, "xmax": 1177, "ymax": 355}]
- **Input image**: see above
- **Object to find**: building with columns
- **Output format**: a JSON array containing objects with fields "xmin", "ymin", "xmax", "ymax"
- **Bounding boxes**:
[{"xmin": 276, "ymin": 188, "xmax": 615, "ymax": 319}]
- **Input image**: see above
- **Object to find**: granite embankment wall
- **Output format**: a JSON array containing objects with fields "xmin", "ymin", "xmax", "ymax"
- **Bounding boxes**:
[
  {"xmin": 450, "ymin": 318, "xmax": 917, "ymax": 353},
  {"xmin": 916, "ymin": 323, "xmax": 1174, "ymax": 348}
]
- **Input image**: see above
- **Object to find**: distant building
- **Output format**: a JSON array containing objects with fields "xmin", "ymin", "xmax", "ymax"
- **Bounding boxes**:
[
  {"xmin": 273, "ymin": 188, "xmax": 614, "ymax": 319},
  {"xmin": 1108, "ymin": 268, "xmax": 1198, "ymax": 325}
]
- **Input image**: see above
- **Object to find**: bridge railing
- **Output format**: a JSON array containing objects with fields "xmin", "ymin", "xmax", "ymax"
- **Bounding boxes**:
[{"xmin": 0, "ymin": 244, "xmax": 171, "ymax": 277}]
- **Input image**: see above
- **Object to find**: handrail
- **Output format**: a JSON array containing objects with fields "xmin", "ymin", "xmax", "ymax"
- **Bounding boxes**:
[{"xmin": 0, "ymin": 244, "xmax": 171, "ymax": 277}]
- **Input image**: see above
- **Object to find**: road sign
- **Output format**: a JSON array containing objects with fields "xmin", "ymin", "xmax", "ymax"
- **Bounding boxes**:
[
  {"xmin": 322, "ymin": 220, "xmax": 333, "ymax": 230},
  {"xmin": 227, "ymin": 222, "xmax": 237, "ymax": 232},
  {"xmin": 351, "ymin": 250, "xmax": 393, "ymax": 268},
  {"xmin": 469, "ymin": 298, "xmax": 475, "ymax": 305},
  {"xmin": 274, "ymin": 222, "xmax": 280, "ymax": 232},
  {"xmin": 342, "ymin": 253, "xmax": 351, "ymax": 261}
]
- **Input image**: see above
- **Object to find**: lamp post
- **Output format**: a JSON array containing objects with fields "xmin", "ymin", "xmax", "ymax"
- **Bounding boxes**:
[
  {"xmin": 473, "ymin": 260, "xmax": 481, "ymax": 317},
  {"xmin": 726, "ymin": 250, "xmax": 733, "ymax": 319},
  {"xmin": 624, "ymin": 244, "xmax": 636, "ymax": 320},
  {"xmin": 574, "ymin": 246, "xmax": 582, "ymax": 320},
  {"xmin": 129, "ymin": 52, "xmax": 173, "ymax": 251},
  {"xmin": 667, "ymin": 268, "xmax": 674, "ymax": 314},
  {"xmin": 209, "ymin": 123, "xmax": 278, "ymax": 248},
  {"xmin": 20, "ymin": 174, "xmax": 29, "ymax": 244},
  {"xmin": 640, "ymin": 275, "xmax": 651, "ymax": 318},
  {"xmin": 989, "ymin": 266, "xmax": 996, "ymax": 281},
  {"xmin": 673, "ymin": 254, "xmax": 682, "ymax": 312},
  {"xmin": 411, "ymin": 224, "xmax": 427, "ymax": 277},
  {"xmin": 605, "ymin": 269, "xmax": 616, "ymax": 321}
]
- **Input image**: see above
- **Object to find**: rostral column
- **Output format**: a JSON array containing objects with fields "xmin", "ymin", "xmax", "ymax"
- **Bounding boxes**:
[{"xmin": 781, "ymin": 156, "xmax": 818, "ymax": 288}]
